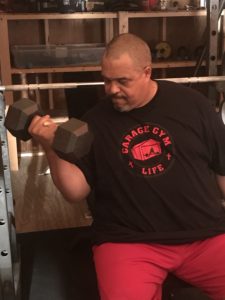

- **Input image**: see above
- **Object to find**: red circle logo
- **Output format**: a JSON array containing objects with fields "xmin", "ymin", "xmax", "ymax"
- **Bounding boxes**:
[{"xmin": 121, "ymin": 123, "xmax": 175, "ymax": 177}]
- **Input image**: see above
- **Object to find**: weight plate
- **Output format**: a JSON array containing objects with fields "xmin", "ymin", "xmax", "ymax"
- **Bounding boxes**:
[
  {"xmin": 177, "ymin": 46, "xmax": 189, "ymax": 60},
  {"xmin": 155, "ymin": 41, "xmax": 172, "ymax": 59}
]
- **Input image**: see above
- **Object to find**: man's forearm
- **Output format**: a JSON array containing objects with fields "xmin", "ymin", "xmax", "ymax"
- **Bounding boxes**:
[{"xmin": 27, "ymin": 114, "xmax": 91, "ymax": 202}]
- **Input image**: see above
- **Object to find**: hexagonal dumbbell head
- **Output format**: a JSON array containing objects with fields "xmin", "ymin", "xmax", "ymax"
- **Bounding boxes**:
[
  {"xmin": 52, "ymin": 118, "xmax": 94, "ymax": 163},
  {"xmin": 5, "ymin": 98, "xmax": 39, "ymax": 141}
]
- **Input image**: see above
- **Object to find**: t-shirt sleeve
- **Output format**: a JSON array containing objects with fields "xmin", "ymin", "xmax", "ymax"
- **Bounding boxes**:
[{"xmin": 75, "ymin": 145, "xmax": 96, "ymax": 188}]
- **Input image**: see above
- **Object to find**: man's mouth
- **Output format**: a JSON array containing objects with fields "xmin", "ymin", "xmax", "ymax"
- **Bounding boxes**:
[{"xmin": 111, "ymin": 95, "xmax": 125, "ymax": 102}]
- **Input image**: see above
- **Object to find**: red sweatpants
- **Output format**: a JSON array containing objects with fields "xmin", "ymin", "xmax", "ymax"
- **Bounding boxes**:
[{"xmin": 93, "ymin": 233, "xmax": 225, "ymax": 300}]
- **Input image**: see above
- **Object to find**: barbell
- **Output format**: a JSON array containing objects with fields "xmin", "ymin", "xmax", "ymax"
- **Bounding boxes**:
[{"xmin": 0, "ymin": 76, "xmax": 225, "ymax": 92}]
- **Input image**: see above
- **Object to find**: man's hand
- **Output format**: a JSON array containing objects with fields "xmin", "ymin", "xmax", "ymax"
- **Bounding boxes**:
[{"xmin": 28, "ymin": 115, "xmax": 58, "ymax": 151}]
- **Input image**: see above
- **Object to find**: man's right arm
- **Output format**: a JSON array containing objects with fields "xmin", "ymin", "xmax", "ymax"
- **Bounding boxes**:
[{"xmin": 28, "ymin": 115, "xmax": 91, "ymax": 203}]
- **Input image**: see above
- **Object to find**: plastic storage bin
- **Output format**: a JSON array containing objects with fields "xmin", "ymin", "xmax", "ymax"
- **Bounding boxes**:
[{"xmin": 11, "ymin": 44, "xmax": 105, "ymax": 68}]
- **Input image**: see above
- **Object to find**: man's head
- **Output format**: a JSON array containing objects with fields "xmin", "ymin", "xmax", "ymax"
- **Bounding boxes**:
[{"xmin": 101, "ymin": 33, "xmax": 156, "ymax": 112}]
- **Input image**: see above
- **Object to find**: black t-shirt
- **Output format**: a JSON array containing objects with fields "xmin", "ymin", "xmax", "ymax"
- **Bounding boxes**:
[{"xmin": 77, "ymin": 80, "xmax": 225, "ymax": 245}]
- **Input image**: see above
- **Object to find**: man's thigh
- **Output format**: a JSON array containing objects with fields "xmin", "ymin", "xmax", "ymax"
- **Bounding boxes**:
[
  {"xmin": 174, "ymin": 233, "xmax": 225, "ymax": 300},
  {"xmin": 92, "ymin": 243, "xmax": 168, "ymax": 300}
]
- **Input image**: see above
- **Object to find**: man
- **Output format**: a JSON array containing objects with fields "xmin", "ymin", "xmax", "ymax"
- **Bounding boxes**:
[{"xmin": 28, "ymin": 33, "xmax": 225, "ymax": 300}]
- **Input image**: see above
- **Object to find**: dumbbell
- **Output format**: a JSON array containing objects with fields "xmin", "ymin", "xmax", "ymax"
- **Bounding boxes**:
[{"xmin": 4, "ymin": 98, "xmax": 93, "ymax": 163}]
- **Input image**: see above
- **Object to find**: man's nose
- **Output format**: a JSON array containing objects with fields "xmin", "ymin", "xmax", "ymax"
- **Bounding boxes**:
[{"xmin": 106, "ymin": 81, "xmax": 120, "ymax": 94}]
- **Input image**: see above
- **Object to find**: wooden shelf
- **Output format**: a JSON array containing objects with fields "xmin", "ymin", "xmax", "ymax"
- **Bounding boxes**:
[
  {"xmin": 10, "ymin": 60, "xmax": 212, "ymax": 75},
  {"xmin": 0, "ymin": 10, "xmax": 207, "ymax": 21},
  {"xmin": 119, "ymin": 9, "xmax": 207, "ymax": 18},
  {"xmin": 0, "ymin": 12, "xmax": 118, "ymax": 20},
  {"xmin": 11, "ymin": 65, "xmax": 102, "ymax": 74}
]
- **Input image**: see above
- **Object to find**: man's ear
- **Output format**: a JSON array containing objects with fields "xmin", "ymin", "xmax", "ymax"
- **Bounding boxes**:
[{"xmin": 144, "ymin": 66, "xmax": 151, "ymax": 78}]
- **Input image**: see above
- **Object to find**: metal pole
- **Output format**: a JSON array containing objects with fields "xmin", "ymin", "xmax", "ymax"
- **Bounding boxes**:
[
  {"xmin": 206, "ymin": 0, "xmax": 220, "ymax": 76},
  {"xmin": 206, "ymin": 0, "xmax": 220, "ymax": 104},
  {"xmin": 0, "ymin": 92, "xmax": 20, "ymax": 300},
  {"xmin": 0, "ymin": 76, "xmax": 225, "ymax": 92},
  {"xmin": 191, "ymin": 0, "xmax": 224, "ymax": 79}
]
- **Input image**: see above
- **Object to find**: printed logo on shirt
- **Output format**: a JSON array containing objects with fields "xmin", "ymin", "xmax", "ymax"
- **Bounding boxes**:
[{"xmin": 121, "ymin": 123, "xmax": 174, "ymax": 177}]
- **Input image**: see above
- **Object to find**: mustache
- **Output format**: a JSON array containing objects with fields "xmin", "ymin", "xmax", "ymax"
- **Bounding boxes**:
[{"xmin": 108, "ymin": 93, "xmax": 125, "ymax": 100}]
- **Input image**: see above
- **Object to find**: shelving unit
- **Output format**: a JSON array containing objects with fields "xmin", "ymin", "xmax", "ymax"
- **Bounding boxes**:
[
  {"xmin": 0, "ymin": 8, "xmax": 224, "ymax": 170},
  {"xmin": 1, "ymin": 10, "xmax": 212, "ymax": 78}
]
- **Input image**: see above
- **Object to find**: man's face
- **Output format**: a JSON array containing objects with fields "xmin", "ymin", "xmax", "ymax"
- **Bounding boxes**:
[{"xmin": 101, "ymin": 53, "xmax": 151, "ymax": 112}]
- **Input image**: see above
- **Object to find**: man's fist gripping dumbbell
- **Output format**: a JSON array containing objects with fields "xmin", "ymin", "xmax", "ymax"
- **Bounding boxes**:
[{"xmin": 5, "ymin": 98, "xmax": 93, "ymax": 163}]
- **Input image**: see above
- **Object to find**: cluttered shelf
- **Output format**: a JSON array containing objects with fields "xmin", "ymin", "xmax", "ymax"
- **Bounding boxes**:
[
  {"xmin": 0, "ymin": 11, "xmax": 117, "ymax": 20},
  {"xmin": 5, "ymin": 9, "xmax": 209, "ymax": 74},
  {"xmin": 3, "ymin": 9, "xmax": 212, "ymax": 81},
  {"xmin": 0, "ymin": 9, "xmax": 206, "ymax": 20}
]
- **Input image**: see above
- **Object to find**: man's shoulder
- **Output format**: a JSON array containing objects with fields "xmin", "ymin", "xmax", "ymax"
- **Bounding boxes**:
[
  {"xmin": 157, "ymin": 79, "xmax": 193, "ymax": 93},
  {"xmin": 156, "ymin": 79, "xmax": 211, "ymax": 106}
]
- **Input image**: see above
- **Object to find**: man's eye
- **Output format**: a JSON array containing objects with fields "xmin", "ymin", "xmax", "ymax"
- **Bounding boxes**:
[
  {"xmin": 119, "ymin": 79, "xmax": 128, "ymax": 85},
  {"xmin": 104, "ymin": 79, "xmax": 110, "ymax": 85}
]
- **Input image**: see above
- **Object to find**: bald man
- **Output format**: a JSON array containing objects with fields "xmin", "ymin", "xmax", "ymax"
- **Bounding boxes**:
[{"xmin": 29, "ymin": 33, "xmax": 225, "ymax": 300}]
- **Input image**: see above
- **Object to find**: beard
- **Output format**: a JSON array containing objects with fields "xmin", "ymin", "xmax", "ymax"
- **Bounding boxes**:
[
  {"xmin": 111, "ymin": 95, "xmax": 132, "ymax": 112},
  {"xmin": 113, "ymin": 103, "xmax": 131, "ymax": 112}
]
